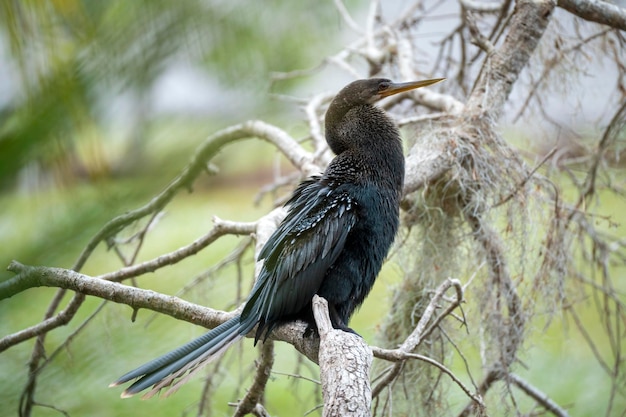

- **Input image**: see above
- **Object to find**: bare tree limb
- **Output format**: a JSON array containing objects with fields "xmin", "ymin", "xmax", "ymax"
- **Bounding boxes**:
[
  {"xmin": 313, "ymin": 295, "xmax": 373, "ymax": 417},
  {"xmin": 1, "ymin": 260, "xmax": 322, "ymax": 364},
  {"xmin": 332, "ymin": 0, "xmax": 363, "ymax": 34},
  {"xmin": 6, "ymin": 293, "xmax": 85, "ymax": 358},
  {"xmin": 467, "ymin": 0, "xmax": 556, "ymax": 118},
  {"xmin": 460, "ymin": 0, "xmax": 505, "ymax": 13},
  {"xmin": 2, "ymin": 261, "xmax": 234, "ymax": 332},
  {"xmin": 371, "ymin": 347, "xmax": 484, "ymax": 409},
  {"xmin": 403, "ymin": 127, "xmax": 457, "ymax": 196},
  {"xmin": 558, "ymin": 0, "xmax": 626, "ymax": 30},
  {"xmin": 2, "ymin": 217, "xmax": 255, "ymax": 298},
  {"xmin": 458, "ymin": 214, "xmax": 526, "ymax": 417},
  {"xmin": 371, "ymin": 278, "xmax": 463, "ymax": 398},
  {"xmin": 72, "ymin": 120, "xmax": 314, "ymax": 274},
  {"xmin": 509, "ymin": 373, "xmax": 571, "ymax": 417},
  {"xmin": 466, "ymin": 12, "xmax": 497, "ymax": 55}
]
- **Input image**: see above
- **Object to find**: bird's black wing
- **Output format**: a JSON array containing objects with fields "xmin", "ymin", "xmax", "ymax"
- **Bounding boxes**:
[{"xmin": 241, "ymin": 177, "xmax": 357, "ymax": 340}]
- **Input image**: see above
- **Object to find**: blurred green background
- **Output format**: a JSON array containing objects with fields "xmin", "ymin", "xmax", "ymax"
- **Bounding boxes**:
[{"xmin": 1, "ymin": 1, "xmax": 624, "ymax": 416}]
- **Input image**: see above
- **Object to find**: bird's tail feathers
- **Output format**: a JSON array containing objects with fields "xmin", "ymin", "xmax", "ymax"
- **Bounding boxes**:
[
  {"xmin": 111, "ymin": 315, "xmax": 246, "ymax": 398},
  {"xmin": 143, "ymin": 330, "xmax": 241, "ymax": 398}
]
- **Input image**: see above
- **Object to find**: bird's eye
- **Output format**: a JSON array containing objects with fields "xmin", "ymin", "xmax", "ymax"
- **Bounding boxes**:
[{"xmin": 378, "ymin": 82, "xmax": 390, "ymax": 92}]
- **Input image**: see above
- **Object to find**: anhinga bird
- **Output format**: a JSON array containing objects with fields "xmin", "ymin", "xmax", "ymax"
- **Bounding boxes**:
[{"xmin": 111, "ymin": 77, "xmax": 444, "ymax": 398}]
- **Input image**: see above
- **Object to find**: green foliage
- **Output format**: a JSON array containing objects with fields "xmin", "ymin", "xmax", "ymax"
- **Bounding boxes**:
[{"xmin": 0, "ymin": 0, "xmax": 342, "ymax": 187}]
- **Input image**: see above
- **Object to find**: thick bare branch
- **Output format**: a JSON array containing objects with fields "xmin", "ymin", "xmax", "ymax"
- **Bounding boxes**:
[
  {"xmin": 313, "ymin": 295, "xmax": 373, "ymax": 417},
  {"xmin": 467, "ymin": 0, "xmax": 556, "ymax": 118},
  {"xmin": 2, "ymin": 261, "xmax": 233, "ymax": 330},
  {"xmin": 558, "ymin": 0, "xmax": 626, "ymax": 30},
  {"xmin": 1, "ymin": 260, "xmax": 323, "ymax": 364},
  {"xmin": 240, "ymin": 120, "xmax": 319, "ymax": 177},
  {"xmin": 403, "ymin": 125, "xmax": 458, "ymax": 196}
]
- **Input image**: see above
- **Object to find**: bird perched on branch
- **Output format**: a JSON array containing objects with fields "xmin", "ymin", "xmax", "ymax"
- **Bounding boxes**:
[{"xmin": 111, "ymin": 77, "xmax": 444, "ymax": 398}]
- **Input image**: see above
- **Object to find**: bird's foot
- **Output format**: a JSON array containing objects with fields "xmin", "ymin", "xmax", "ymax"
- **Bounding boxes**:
[
  {"xmin": 303, "ymin": 322, "xmax": 319, "ymax": 338},
  {"xmin": 304, "ymin": 321, "xmax": 362, "ymax": 338}
]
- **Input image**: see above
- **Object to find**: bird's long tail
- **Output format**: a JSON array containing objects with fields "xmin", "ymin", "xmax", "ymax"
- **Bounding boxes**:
[{"xmin": 110, "ymin": 315, "xmax": 247, "ymax": 398}]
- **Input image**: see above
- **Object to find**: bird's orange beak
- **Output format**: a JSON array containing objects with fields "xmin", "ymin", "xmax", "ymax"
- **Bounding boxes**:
[{"xmin": 380, "ymin": 78, "xmax": 445, "ymax": 97}]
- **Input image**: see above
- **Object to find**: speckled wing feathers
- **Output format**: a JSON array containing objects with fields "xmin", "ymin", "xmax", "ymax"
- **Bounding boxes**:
[{"xmin": 241, "ymin": 177, "xmax": 357, "ymax": 341}]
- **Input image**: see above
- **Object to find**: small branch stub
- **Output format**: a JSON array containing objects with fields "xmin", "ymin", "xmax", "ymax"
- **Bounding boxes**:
[{"xmin": 312, "ymin": 295, "xmax": 373, "ymax": 417}]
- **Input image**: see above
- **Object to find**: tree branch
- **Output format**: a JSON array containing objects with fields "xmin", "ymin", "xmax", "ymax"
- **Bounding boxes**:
[
  {"xmin": 72, "ymin": 120, "xmax": 315, "ymax": 275},
  {"xmin": 466, "ymin": 0, "xmax": 556, "ymax": 118},
  {"xmin": 2, "ymin": 217, "xmax": 254, "ymax": 297},
  {"xmin": 371, "ymin": 347, "xmax": 484, "ymax": 409},
  {"xmin": 459, "ymin": 0, "xmax": 505, "ymax": 13},
  {"xmin": 305, "ymin": 91, "xmax": 335, "ymax": 165},
  {"xmin": 557, "ymin": 0, "xmax": 626, "ymax": 30},
  {"xmin": 3, "ymin": 292, "xmax": 85, "ymax": 356},
  {"xmin": 313, "ymin": 295, "xmax": 373, "ymax": 417},
  {"xmin": 2, "ymin": 261, "xmax": 233, "ymax": 330},
  {"xmin": 509, "ymin": 373, "xmax": 571, "ymax": 417},
  {"xmin": 371, "ymin": 278, "xmax": 464, "ymax": 398},
  {"xmin": 1, "ymin": 260, "xmax": 323, "ymax": 364},
  {"xmin": 402, "ymin": 126, "xmax": 457, "ymax": 196},
  {"xmin": 458, "ymin": 214, "xmax": 526, "ymax": 417}
]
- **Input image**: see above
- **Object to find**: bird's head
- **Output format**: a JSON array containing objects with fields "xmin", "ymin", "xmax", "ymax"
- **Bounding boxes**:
[
  {"xmin": 324, "ymin": 77, "xmax": 445, "ymax": 156},
  {"xmin": 334, "ymin": 77, "xmax": 445, "ymax": 107}
]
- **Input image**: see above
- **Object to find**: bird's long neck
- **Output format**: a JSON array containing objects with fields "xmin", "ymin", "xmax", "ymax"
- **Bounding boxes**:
[{"xmin": 325, "ymin": 104, "xmax": 405, "ymax": 194}]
